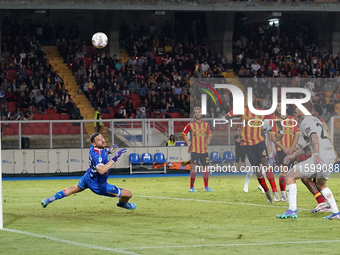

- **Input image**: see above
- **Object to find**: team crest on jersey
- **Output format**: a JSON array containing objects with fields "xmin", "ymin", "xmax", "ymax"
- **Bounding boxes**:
[{"xmin": 99, "ymin": 157, "xmax": 102, "ymax": 163}]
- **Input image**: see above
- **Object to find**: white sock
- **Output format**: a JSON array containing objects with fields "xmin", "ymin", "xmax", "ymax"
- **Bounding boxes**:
[
  {"xmin": 321, "ymin": 188, "xmax": 339, "ymax": 214},
  {"xmin": 245, "ymin": 170, "xmax": 253, "ymax": 184},
  {"xmin": 281, "ymin": 191, "xmax": 286, "ymax": 198},
  {"xmin": 287, "ymin": 183, "xmax": 297, "ymax": 211}
]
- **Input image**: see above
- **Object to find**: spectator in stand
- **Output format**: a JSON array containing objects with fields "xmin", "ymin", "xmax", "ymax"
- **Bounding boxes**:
[
  {"xmin": 5, "ymin": 87, "xmax": 15, "ymax": 102},
  {"xmin": 166, "ymin": 97, "xmax": 175, "ymax": 113},
  {"xmin": 262, "ymin": 94, "xmax": 272, "ymax": 110},
  {"xmin": 125, "ymin": 98, "xmax": 135, "ymax": 118},
  {"xmin": 139, "ymin": 83, "xmax": 149, "ymax": 100},
  {"xmin": 136, "ymin": 102, "xmax": 146, "ymax": 119},
  {"xmin": 25, "ymin": 105, "xmax": 35, "ymax": 120},
  {"xmin": 94, "ymin": 106, "xmax": 103, "ymax": 133},
  {"xmin": 333, "ymin": 87, "xmax": 340, "ymax": 103},
  {"xmin": 68, "ymin": 103, "xmax": 83, "ymax": 120},
  {"xmin": 57, "ymin": 99, "xmax": 68, "ymax": 114},
  {"xmin": 324, "ymin": 99, "xmax": 336, "ymax": 116},
  {"xmin": 316, "ymin": 93, "xmax": 327, "ymax": 109},
  {"xmin": 114, "ymin": 107, "xmax": 125, "ymax": 119}
]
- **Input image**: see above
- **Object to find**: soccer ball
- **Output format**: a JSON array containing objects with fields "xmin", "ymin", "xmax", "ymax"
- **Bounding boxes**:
[{"xmin": 92, "ymin": 32, "xmax": 108, "ymax": 49}]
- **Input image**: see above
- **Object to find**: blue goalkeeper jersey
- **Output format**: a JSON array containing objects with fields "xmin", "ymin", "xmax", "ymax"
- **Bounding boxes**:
[{"xmin": 86, "ymin": 145, "xmax": 110, "ymax": 185}]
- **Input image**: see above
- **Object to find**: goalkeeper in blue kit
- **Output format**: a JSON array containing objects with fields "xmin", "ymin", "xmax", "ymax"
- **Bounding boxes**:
[{"xmin": 41, "ymin": 132, "xmax": 136, "ymax": 210}]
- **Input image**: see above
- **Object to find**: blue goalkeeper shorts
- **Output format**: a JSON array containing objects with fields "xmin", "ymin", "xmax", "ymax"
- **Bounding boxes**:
[{"xmin": 77, "ymin": 173, "xmax": 122, "ymax": 197}]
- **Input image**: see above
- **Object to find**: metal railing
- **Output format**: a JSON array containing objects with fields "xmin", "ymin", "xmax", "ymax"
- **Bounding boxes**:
[{"xmin": 1, "ymin": 117, "xmax": 235, "ymax": 149}]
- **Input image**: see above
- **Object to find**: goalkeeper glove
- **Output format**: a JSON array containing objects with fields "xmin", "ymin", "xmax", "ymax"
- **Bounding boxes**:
[
  {"xmin": 111, "ymin": 148, "xmax": 127, "ymax": 163},
  {"xmin": 106, "ymin": 144, "xmax": 119, "ymax": 154}
]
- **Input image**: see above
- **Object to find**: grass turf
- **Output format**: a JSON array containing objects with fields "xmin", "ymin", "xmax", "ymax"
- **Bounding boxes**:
[{"xmin": 1, "ymin": 174, "xmax": 340, "ymax": 254}]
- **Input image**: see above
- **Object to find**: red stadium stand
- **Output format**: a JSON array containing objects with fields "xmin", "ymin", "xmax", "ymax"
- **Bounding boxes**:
[
  {"xmin": 101, "ymin": 113, "xmax": 110, "ymax": 119},
  {"xmin": 34, "ymin": 114, "xmax": 42, "ymax": 120},
  {"xmin": 52, "ymin": 127, "xmax": 59, "ymax": 135},
  {"xmin": 41, "ymin": 114, "xmax": 51, "ymax": 120},
  {"xmin": 60, "ymin": 114, "xmax": 69, "ymax": 120},
  {"xmin": 46, "ymin": 108, "xmax": 56, "ymax": 115},
  {"xmin": 4, "ymin": 127, "xmax": 14, "ymax": 135},
  {"xmin": 32, "ymin": 127, "xmax": 41, "ymax": 134},
  {"xmin": 41, "ymin": 127, "xmax": 49, "ymax": 135},
  {"xmin": 51, "ymin": 114, "xmax": 60, "ymax": 120},
  {"xmin": 37, "ymin": 123, "xmax": 48, "ymax": 128},
  {"xmin": 22, "ymin": 127, "xmax": 32, "ymax": 135},
  {"xmin": 68, "ymin": 126, "xmax": 78, "ymax": 134},
  {"xmin": 59, "ymin": 127, "xmax": 68, "ymax": 134}
]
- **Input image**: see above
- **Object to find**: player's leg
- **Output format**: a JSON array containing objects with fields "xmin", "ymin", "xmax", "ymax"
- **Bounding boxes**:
[
  {"xmin": 244, "ymin": 143, "xmax": 272, "ymax": 202},
  {"xmin": 261, "ymin": 157, "xmax": 279, "ymax": 202},
  {"xmin": 264, "ymin": 156, "xmax": 279, "ymax": 201},
  {"xmin": 301, "ymin": 175, "xmax": 329, "ymax": 213},
  {"xmin": 189, "ymin": 152, "xmax": 199, "ymax": 192},
  {"xmin": 276, "ymin": 151, "xmax": 287, "ymax": 200},
  {"xmin": 41, "ymin": 184, "xmax": 84, "ymax": 208},
  {"xmin": 102, "ymin": 184, "xmax": 137, "ymax": 210},
  {"xmin": 317, "ymin": 178, "xmax": 340, "ymax": 219},
  {"xmin": 277, "ymin": 158, "xmax": 314, "ymax": 219},
  {"xmin": 316, "ymin": 164, "xmax": 340, "ymax": 219},
  {"xmin": 201, "ymin": 153, "xmax": 213, "ymax": 191},
  {"xmin": 235, "ymin": 149, "xmax": 240, "ymax": 171}
]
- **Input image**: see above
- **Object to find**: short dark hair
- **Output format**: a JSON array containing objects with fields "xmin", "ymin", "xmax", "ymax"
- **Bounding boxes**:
[
  {"xmin": 313, "ymin": 103, "xmax": 323, "ymax": 117},
  {"xmin": 90, "ymin": 132, "xmax": 101, "ymax": 143}
]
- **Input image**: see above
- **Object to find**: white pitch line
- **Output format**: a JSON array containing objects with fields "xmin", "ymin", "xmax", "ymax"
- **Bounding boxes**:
[
  {"xmin": 2, "ymin": 228, "xmax": 140, "ymax": 255},
  {"xmin": 127, "ymin": 240, "xmax": 340, "ymax": 250},
  {"xmin": 139, "ymin": 195, "xmax": 311, "ymax": 211}
]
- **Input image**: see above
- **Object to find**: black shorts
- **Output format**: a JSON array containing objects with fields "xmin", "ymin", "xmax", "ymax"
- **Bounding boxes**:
[
  {"xmin": 191, "ymin": 152, "xmax": 209, "ymax": 166},
  {"xmin": 244, "ymin": 141, "xmax": 268, "ymax": 167},
  {"xmin": 235, "ymin": 147, "xmax": 246, "ymax": 163},
  {"xmin": 276, "ymin": 150, "xmax": 297, "ymax": 170}
]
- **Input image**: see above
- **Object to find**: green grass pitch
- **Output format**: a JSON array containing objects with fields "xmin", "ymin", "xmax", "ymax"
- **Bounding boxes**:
[{"xmin": 1, "ymin": 174, "xmax": 340, "ymax": 255}]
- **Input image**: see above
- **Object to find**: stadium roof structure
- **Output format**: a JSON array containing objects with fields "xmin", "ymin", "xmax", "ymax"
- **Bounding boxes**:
[{"xmin": 2, "ymin": 0, "xmax": 340, "ymax": 12}]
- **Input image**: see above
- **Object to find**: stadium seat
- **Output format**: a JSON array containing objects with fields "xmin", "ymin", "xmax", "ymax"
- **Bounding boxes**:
[
  {"xmin": 60, "ymin": 114, "xmax": 69, "ymax": 120},
  {"xmin": 37, "ymin": 123, "xmax": 47, "ymax": 128},
  {"xmin": 41, "ymin": 127, "xmax": 49, "ymax": 135},
  {"xmin": 129, "ymin": 153, "xmax": 142, "ymax": 164},
  {"xmin": 54, "ymin": 123, "xmax": 64, "ymax": 128},
  {"xmin": 47, "ymin": 108, "xmax": 56, "ymax": 115},
  {"xmin": 51, "ymin": 114, "xmax": 60, "ymax": 120},
  {"xmin": 32, "ymin": 127, "xmax": 41, "ymax": 134},
  {"xmin": 223, "ymin": 151, "xmax": 236, "ymax": 165},
  {"xmin": 210, "ymin": 151, "xmax": 223, "ymax": 163},
  {"xmin": 41, "ymin": 114, "xmax": 51, "ymax": 120},
  {"xmin": 34, "ymin": 114, "xmax": 42, "ymax": 120},
  {"xmin": 59, "ymin": 127, "xmax": 68, "ymax": 134},
  {"xmin": 141, "ymin": 153, "xmax": 153, "ymax": 164},
  {"xmin": 154, "ymin": 153, "xmax": 166, "ymax": 163},
  {"xmin": 101, "ymin": 113, "xmax": 110, "ymax": 119},
  {"xmin": 68, "ymin": 126, "xmax": 78, "ymax": 134},
  {"xmin": 22, "ymin": 127, "xmax": 32, "ymax": 135},
  {"xmin": 52, "ymin": 127, "xmax": 59, "ymax": 135},
  {"xmin": 4, "ymin": 127, "xmax": 14, "ymax": 135}
]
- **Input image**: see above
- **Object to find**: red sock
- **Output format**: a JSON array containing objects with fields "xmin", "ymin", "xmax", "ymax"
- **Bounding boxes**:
[
  {"xmin": 266, "ymin": 170, "xmax": 277, "ymax": 193},
  {"xmin": 190, "ymin": 171, "xmax": 197, "ymax": 188},
  {"xmin": 258, "ymin": 175, "xmax": 269, "ymax": 192},
  {"xmin": 314, "ymin": 191, "xmax": 326, "ymax": 204},
  {"xmin": 279, "ymin": 174, "xmax": 286, "ymax": 192},
  {"xmin": 203, "ymin": 169, "xmax": 209, "ymax": 188}
]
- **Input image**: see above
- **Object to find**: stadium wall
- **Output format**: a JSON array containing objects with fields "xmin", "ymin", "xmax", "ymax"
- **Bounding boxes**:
[{"xmin": 1, "ymin": 145, "xmax": 238, "ymax": 175}]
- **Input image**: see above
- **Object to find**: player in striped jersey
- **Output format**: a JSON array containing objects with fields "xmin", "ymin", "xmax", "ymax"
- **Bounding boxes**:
[
  {"xmin": 300, "ymin": 103, "xmax": 335, "ymax": 213},
  {"xmin": 270, "ymin": 102, "xmax": 300, "ymax": 201},
  {"xmin": 224, "ymin": 93, "xmax": 284, "ymax": 203},
  {"xmin": 182, "ymin": 107, "xmax": 213, "ymax": 192},
  {"xmin": 277, "ymin": 101, "xmax": 340, "ymax": 219}
]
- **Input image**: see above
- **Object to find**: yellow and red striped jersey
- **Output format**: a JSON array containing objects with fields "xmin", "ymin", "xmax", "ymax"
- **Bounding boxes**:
[
  {"xmin": 228, "ymin": 107, "xmax": 274, "ymax": 146},
  {"xmin": 270, "ymin": 115, "xmax": 300, "ymax": 152},
  {"xmin": 182, "ymin": 121, "xmax": 212, "ymax": 153}
]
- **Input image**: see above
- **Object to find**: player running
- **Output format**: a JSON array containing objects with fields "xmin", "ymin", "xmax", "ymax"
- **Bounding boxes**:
[
  {"xmin": 300, "ymin": 103, "xmax": 336, "ymax": 213},
  {"xmin": 276, "ymin": 101, "xmax": 340, "ymax": 219},
  {"xmin": 40, "ymin": 133, "xmax": 137, "ymax": 210},
  {"xmin": 224, "ymin": 93, "xmax": 284, "ymax": 203},
  {"xmin": 182, "ymin": 107, "xmax": 213, "ymax": 192},
  {"xmin": 270, "ymin": 102, "xmax": 300, "ymax": 201}
]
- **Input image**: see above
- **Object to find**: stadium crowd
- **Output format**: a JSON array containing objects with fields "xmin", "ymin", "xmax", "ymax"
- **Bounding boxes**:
[{"xmin": 1, "ymin": 16, "xmax": 340, "ymax": 124}]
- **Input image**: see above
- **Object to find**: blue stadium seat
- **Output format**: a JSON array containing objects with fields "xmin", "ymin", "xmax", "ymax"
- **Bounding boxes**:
[
  {"xmin": 154, "ymin": 153, "xmax": 166, "ymax": 163},
  {"xmin": 129, "ymin": 153, "xmax": 141, "ymax": 164},
  {"xmin": 142, "ymin": 153, "xmax": 153, "ymax": 164},
  {"xmin": 223, "ymin": 151, "xmax": 236, "ymax": 162},
  {"xmin": 210, "ymin": 151, "xmax": 223, "ymax": 163}
]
